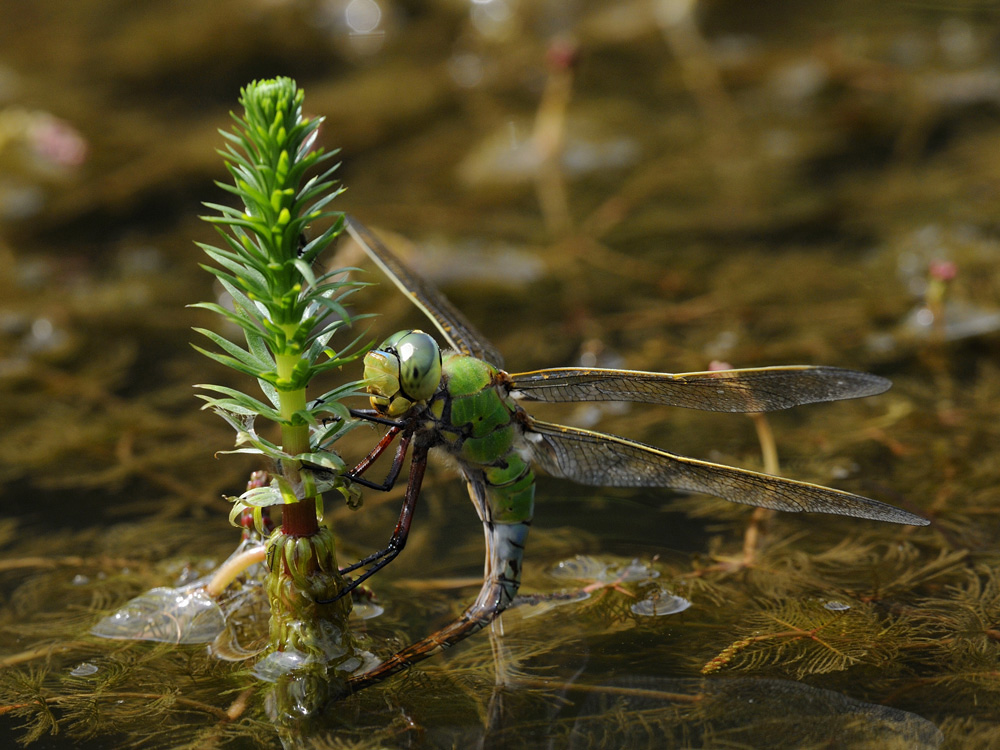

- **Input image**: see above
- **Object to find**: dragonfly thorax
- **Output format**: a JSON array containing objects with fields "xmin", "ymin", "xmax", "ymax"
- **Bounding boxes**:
[{"xmin": 364, "ymin": 329, "xmax": 443, "ymax": 417}]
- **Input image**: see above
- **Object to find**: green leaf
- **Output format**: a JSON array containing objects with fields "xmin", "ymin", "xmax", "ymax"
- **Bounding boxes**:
[
  {"xmin": 281, "ymin": 358, "xmax": 316, "ymax": 392},
  {"xmin": 189, "ymin": 303, "xmax": 277, "ymax": 352},
  {"xmin": 192, "ymin": 345, "xmax": 276, "ymax": 382},
  {"xmin": 199, "ymin": 264, "xmax": 273, "ymax": 305},
  {"xmin": 304, "ymin": 321, "xmax": 347, "ymax": 355},
  {"xmin": 308, "ymin": 329, "xmax": 371, "ymax": 370},
  {"xmin": 321, "ymin": 272, "xmax": 358, "ymax": 293},
  {"xmin": 309, "ymin": 351, "xmax": 361, "ymax": 376},
  {"xmin": 213, "ymin": 222, "xmax": 269, "ymax": 267},
  {"xmin": 313, "ymin": 380, "xmax": 368, "ymax": 406},
  {"xmin": 238, "ymin": 485, "xmax": 285, "ymax": 508},
  {"xmin": 300, "ymin": 184, "xmax": 345, "ymax": 216},
  {"xmin": 299, "ymin": 450, "xmax": 346, "ymax": 471},
  {"xmin": 199, "ymin": 244, "xmax": 270, "ymax": 287},
  {"xmin": 294, "ymin": 184, "xmax": 340, "ymax": 216},
  {"xmin": 303, "ymin": 278, "xmax": 365, "ymax": 307},
  {"xmin": 239, "ymin": 321, "xmax": 281, "ymax": 409},
  {"xmin": 217, "ymin": 273, "xmax": 263, "ymax": 312},
  {"xmin": 201, "ymin": 398, "xmax": 264, "ymax": 418},
  {"xmin": 195, "ymin": 384, "xmax": 283, "ymax": 421},
  {"xmin": 292, "ymin": 258, "xmax": 317, "ymax": 290},
  {"xmin": 307, "ymin": 295, "xmax": 352, "ymax": 327},
  {"xmin": 312, "ymin": 421, "xmax": 354, "ymax": 451},
  {"xmin": 198, "ymin": 264, "xmax": 269, "ymax": 311},
  {"xmin": 208, "ymin": 411, "xmax": 287, "ymax": 458},
  {"xmin": 300, "ymin": 223, "xmax": 346, "ymax": 265},
  {"xmin": 191, "ymin": 326, "xmax": 266, "ymax": 365}
]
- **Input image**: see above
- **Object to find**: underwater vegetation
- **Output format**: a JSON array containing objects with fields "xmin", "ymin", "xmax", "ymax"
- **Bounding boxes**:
[{"xmin": 7, "ymin": 526, "xmax": 1000, "ymax": 749}]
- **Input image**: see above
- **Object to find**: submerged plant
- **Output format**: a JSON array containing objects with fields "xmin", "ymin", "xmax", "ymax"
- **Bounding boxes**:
[{"xmin": 192, "ymin": 77, "xmax": 370, "ymax": 711}]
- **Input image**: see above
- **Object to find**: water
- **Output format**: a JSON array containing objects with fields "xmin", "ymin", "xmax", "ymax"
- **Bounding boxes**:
[{"xmin": 3, "ymin": 1, "xmax": 1000, "ymax": 748}]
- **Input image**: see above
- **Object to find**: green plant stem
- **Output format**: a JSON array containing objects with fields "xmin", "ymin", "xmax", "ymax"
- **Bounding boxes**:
[{"xmin": 275, "ymin": 347, "xmax": 320, "ymax": 536}]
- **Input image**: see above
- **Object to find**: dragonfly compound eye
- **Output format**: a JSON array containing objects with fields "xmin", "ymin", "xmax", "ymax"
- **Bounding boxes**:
[
  {"xmin": 395, "ymin": 330, "xmax": 442, "ymax": 402},
  {"xmin": 378, "ymin": 330, "xmax": 410, "ymax": 351}
]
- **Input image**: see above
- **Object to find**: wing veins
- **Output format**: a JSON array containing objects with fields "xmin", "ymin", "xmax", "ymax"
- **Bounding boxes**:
[
  {"xmin": 523, "ymin": 419, "xmax": 927, "ymax": 526},
  {"xmin": 345, "ymin": 215, "xmax": 504, "ymax": 367},
  {"xmin": 509, "ymin": 366, "xmax": 891, "ymax": 412}
]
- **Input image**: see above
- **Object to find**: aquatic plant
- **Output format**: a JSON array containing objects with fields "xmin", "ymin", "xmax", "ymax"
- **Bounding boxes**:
[{"xmin": 192, "ymin": 77, "xmax": 370, "ymax": 711}]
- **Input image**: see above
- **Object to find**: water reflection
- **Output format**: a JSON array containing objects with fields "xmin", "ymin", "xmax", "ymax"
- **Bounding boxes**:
[{"xmin": 562, "ymin": 677, "xmax": 942, "ymax": 749}]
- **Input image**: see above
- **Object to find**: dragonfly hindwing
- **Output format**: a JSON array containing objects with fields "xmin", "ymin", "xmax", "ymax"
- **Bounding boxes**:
[{"xmin": 521, "ymin": 418, "xmax": 927, "ymax": 526}]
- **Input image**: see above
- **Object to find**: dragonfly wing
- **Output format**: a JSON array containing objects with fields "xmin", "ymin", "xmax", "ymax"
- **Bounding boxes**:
[
  {"xmin": 509, "ymin": 366, "xmax": 890, "ymax": 412},
  {"xmin": 345, "ymin": 215, "xmax": 505, "ymax": 368},
  {"xmin": 521, "ymin": 419, "xmax": 927, "ymax": 526}
]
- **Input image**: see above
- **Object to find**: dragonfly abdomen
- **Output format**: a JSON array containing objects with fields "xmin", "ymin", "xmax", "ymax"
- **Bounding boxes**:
[
  {"xmin": 437, "ymin": 353, "xmax": 536, "ymax": 613},
  {"xmin": 464, "ymin": 464, "xmax": 533, "ymax": 618},
  {"xmin": 483, "ymin": 451, "xmax": 535, "ymax": 524}
]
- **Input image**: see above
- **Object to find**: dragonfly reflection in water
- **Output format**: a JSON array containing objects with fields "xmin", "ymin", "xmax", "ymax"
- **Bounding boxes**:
[{"xmin": 328, "ymin": 217, "xmax": 928, "ymax": 691}]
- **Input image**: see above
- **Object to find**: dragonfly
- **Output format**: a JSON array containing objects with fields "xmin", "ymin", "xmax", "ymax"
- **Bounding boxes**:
[{"xmin": 331, "ymin": 216, "xmax": 928, "ymax": 691}]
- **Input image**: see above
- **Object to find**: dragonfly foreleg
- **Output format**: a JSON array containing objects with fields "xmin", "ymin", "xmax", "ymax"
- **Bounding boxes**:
[
  {"xmin": 320, "ymin": 443, "xmax": 429, "ymax": 603},
  {"xmin": 349, "ymin": 408, "xmax": 407, "ymax": 429}
]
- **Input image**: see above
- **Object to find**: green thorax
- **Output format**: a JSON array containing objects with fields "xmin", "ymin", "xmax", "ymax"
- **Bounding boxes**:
[
  {"xmin": 428, "ymin": 353, "xmax": 516, "ymax": 463},
  {"xmin": 425, "ymin": 353, "xmax": 534, "ymax": 525}
]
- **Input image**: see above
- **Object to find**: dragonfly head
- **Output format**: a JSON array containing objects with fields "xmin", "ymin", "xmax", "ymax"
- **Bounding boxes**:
[{"xmin": 364, "ymin": 329, "xmax": 443, "ymax": 416}]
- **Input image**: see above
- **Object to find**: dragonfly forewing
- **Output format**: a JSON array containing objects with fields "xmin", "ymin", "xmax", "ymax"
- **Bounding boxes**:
[
  {"xmin": 522, "ymin": 419, "xmax": 928, "ymax": 526},
  {"xmin": 345, "ymin": 215, "xmax": 505, "ymax": 368},
  {"xmin": 509, "ymin": 366, "xmax": 891, "ymax": 412}
]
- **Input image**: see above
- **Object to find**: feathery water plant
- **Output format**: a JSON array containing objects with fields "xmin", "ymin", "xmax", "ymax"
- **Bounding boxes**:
[{"xmin": 193, "ymin": 77, "xmax": 369, "ymax": 708}]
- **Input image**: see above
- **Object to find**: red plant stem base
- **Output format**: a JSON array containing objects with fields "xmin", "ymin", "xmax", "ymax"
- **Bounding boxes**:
[{"xmin": 281, "ymin": 499, "xmax": 319, "ymax": 538}]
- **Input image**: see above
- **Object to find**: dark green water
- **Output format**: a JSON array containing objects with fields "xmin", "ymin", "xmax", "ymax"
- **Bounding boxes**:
[{"xmin": 3, "ymin": 2, "xmax": 1000, "ymax": 748}]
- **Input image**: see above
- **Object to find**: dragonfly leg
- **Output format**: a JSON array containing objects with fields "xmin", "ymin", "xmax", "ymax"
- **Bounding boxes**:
[
  {"xmin": 346, "ymin": 517, "xmax": 530, "ymax": 693},
  {"xmin": 345, "ymin": 426, "xmax": 409, "ymax": 491},
  {"xmin": 311, "ymin": 402, "xmax": 402, "ymax": 427},
  {"xmin": 319, "ymin": 442, "xmax": 428, "ymax": 603},
  {"xmin": 349, "ymin": 408, "xmax": 407, "ymax": 429},
  {"xmin": 316, "ymin": 407, "xmax": 406, "ymax": 454}
]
